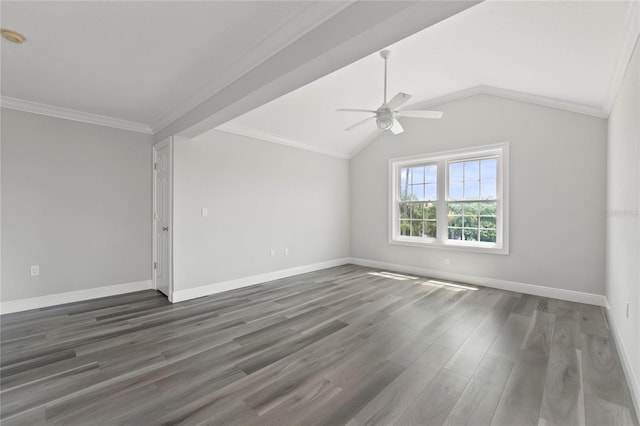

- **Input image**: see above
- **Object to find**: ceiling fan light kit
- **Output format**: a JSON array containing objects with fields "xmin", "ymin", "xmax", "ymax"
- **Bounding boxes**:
[
  {"xmin": 376, "ymin": 111, "xmax": 394, "ymax": 130},
  {"xmin": 337, "ymin": 49, "xmax": 442, "ymax": 134}
]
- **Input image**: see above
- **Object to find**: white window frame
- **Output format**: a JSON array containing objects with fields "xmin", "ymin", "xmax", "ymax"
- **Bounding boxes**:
[{"xmin": 389, "ymin": 142, "xmax": 509, "ymax": 255}]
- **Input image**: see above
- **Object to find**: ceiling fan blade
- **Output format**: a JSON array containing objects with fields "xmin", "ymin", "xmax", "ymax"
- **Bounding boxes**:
[
  {"xmin": 383, "ymin": 92, "xmax": 411, "ymax": 110},
  {"xmin": 336, "ymin": 108, "xmax": 377, "ymax": 113},
  {"xmin": 396, "ymin": 110, "xmax": 443, "ymax": 119},
  {"xmin": 390, "ymin": 118, "xmax": 404, "ymax": 135},
  {"xmin": 345, "ymin": 116, "xmax": 376, "ymax": 131}
]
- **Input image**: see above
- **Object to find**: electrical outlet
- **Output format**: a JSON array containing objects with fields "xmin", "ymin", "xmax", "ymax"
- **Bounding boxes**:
[
  {"xmin": 269, "ymin": 249, "xmax": 275, "ymax": 257},
  {"xmin": 284, "ymin": 248, "xmax": 289, "ymax": 256},
  {"xmin": 201, "ymin": 207, "xmax": 208, "ymax": 217},
  {"xmin": 444, "ymin": 257, "xmax": 450, "ymax": 266},
  {"xmin": 30, "ymin": 265, "xmax": 39, "ymax": 276}
]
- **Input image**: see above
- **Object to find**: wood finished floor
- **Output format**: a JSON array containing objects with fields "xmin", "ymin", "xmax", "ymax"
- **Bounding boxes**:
[{"xmin": 1, "ymin": 264, "xmax": 638, "ymax": 426}]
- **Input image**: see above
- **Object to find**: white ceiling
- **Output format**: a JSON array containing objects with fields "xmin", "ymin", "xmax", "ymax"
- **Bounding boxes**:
[
  {"xmin": 218, "ymin": 0, "xmax": 639, "ymax": 158},
  {"xmin": 0, "ymin": 1, "xmax": 352, "ymax": 129},
  {"xmin": 1, "ymin": 1, "xmax": 477, "ymax": 137}
]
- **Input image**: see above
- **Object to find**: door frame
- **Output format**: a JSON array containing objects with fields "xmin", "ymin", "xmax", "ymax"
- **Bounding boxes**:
[{"xmin": 152, "ymin": 136, "xmax": 174, "ymax": 301}]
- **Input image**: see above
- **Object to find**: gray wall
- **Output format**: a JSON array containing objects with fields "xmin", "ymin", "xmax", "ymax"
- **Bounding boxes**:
[
  {"xmin": 350, "ymin": 94, "xmax": 607, "ymax": 295},
  {"xmin": 172, "ymin": 130, "xmax": 349, "ymax": 291},
  {"xmin": 607, "ymin": 38, "xmax": 640, "ymax": 403},
  {"xmin": 1, "ymin": 109, "xmax": 153, "ymax": 301}
]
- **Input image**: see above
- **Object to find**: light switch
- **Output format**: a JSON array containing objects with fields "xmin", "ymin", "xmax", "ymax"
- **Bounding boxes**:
[{"xmin": 201, "ymin": 208, "xmax": 208, "ymax": 217}]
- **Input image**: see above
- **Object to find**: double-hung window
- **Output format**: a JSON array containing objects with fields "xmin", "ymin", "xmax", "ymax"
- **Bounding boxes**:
[{"xmin": 390, "ymin": 143, "xmax": 509, "ymax": 254}]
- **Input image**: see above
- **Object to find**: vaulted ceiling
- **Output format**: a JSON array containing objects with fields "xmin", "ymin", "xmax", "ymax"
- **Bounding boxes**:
[
  {"xmin": 2, "ymin": 1, "xmax": 638, "ymax": 158},
  {"xmin": 218, "ymin": 0, "xmax": 639, "ymax": 158},
  {"xmin": 1, "ymin": 1, "xmax": 477, "ymax": 137}
]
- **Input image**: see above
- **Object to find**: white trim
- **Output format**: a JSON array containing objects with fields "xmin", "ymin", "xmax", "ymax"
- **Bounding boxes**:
[
  {"xmin": 605, "ymin": 302, "xmax": 640, "ymax": 419},
  {"xmin": 0, "ymin": 96, "xmax": 153, "ymax": 134},
  {"xmin": 171, "ymin": 258, "xmax": 350, "ymax": 303},
  {"xmin": 410, "ymin": 85, "xmax": 608, "ymax": 119},
  {"xmin": 348, "ymin": 257, "xmax": 607, "ymax": 307},
  {"xmin": 603, "ymin": 2, "xmax": 640, "ymax": 115},
  {"xmin": 215, "ymin": 123, "xmax": 349, "ymax": 159},
  {"xmin": 0, "ymin": 280, "xmax": 153, "ymax": 315}
]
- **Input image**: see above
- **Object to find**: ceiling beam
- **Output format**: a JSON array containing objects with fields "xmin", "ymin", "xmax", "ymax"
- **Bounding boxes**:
[{"xmin": 154, "ymin": 0, "xmax": 481, "ymax": 141}]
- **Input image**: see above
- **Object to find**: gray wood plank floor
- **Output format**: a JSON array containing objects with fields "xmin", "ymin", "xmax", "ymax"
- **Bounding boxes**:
[{"xmin": 1, "ymin": 264, "xmax": 637, "ymax": 425}]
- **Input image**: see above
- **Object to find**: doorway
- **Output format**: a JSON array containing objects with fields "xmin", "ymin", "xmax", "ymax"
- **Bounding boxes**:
[{"xmin": 153, "ymin": 137, "xmax": 173, "ymax": 300}]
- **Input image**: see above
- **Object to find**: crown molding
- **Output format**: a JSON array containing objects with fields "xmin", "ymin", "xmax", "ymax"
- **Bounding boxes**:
[
  {"xmin": 411, "ymin": 85, "xmax": 608, "ymax": 119},
  {"xmin": 603, "ymin": 1, "xmax": 640, "ymax": 116},
  {"xmin": 215, "ymin": 123, "xmax": 349, "ymax": 159},
  {"xmin": 1, "ymin": 97, "xmax": 153, "ymax": 134}
]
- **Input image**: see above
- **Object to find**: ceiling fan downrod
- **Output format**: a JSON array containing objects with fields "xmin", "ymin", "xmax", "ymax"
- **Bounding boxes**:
[{"xmin": 380, "ymin": 50, "xmax": 391, "ymax": 106}]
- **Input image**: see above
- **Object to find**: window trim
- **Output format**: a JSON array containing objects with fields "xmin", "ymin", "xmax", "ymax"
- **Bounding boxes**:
[{"xmin": 389, "ymin": 143, "xmax": 509, "ymax": 255}]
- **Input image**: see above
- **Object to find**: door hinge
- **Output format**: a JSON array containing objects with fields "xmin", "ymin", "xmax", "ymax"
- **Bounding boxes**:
[
  {"xmin": 154, "ymin": 212, "xmax": 158, "ymax": 220},
  {"xmin": 154, "ymin": 162, "xmax": 157, "ymax": 170},
  {"xmin": 154, "ymin": 262, "xmax": 157, "ymax": 269}
]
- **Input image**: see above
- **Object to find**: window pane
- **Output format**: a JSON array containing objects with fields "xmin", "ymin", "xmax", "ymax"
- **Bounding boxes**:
[
  {"xmin": 425, "ymin": 183, "xmax": 437, "ymax": 201},
  {"xmin": 425, "ymin": 221, "xmax": 437, "ymax": 238},
  {"xmin": 400, "ymin": 187, "xmax": 411, "ymax": 201},
  {"xmin": 480, "ymin": 159, "xmax": 497, "ymax": 179},
  {"xmin": 480, "ymin": 229, "xmax": 496, "ymax": 242},
  {"xmin": 479, "ymin": 202, "xmax": 497, "ymax": 216},
  {"xmin": 450, "ymin": 183, "xmax": 463, "ymax": 200},
  {"xmin": 411, "ymin": 184, "xmax": 424, "ymax": 200},
  {"xmin": 448, "ymin": 227, "xmax": 462, "ymax": 240},
  {"xmin": 400, "ymin": 168, "xmax": 409, "ymax": 187},
  {"xmin": 449, "ymin": 215, "xmax": 462, "ymax": 227},
  {"xmin": 464, "ymin": 203, "xmax": 479, "ymax": 215},
  {"xmin": 464, "ymin": 229, "xmax": 478, "ymax": 241},
  {"xmin": 425, "ymin": 203, "xmax": 436, "ymax": 220},
  {"xmin": 448, "ymin": 203, "xmax": 463, "ymax": 215},
  {"xmin": 399, "ymin": 203, "xmax": 410, "ymax": 219},
  {"xmin": 480, "ymin": 216, "xmax": 496, "ymax": 229},
  {"xmin": 425, "ymin": 165, "xmax": 437, "ymax": 183},
  {"xmin": 450, "ymin": 162, "xmax": 463, "ymax": 182},
  {"xmin": 400, "ymin": 220, "xmax": 411, "ymax": 236},
  {"xmin": 464, "ymin": 161, "xmax": 480, "ymax": 181},
  {"xmin": 411, "ymin": 203, "xmax": 424, "ymax": 220},
  {"xmin": 480, "ymin": 179, "xmax": 496, "ymax": 199},
  {"xmin": 463, "ymin": 216, "xmax": 478, "ymax": 228},
  {"xmin": 464, "ymin": 181, "xmax": 480, "ymax": 199},
  {"xmin": 411, "ymin": 167, "xmax": 425, "ymax": 184},
  {"xmin": 411, "ymin": 221, "xmax": 423, "ymax": 237}
]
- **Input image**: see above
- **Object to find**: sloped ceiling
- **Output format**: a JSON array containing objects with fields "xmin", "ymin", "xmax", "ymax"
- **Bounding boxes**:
[
  {"xmin": 0, "ymin": 1, "xmax": 478, "ymax": 137},
  {"xmin": 217, "ymin": 0, "xmax": 639, "ymax": 158}
]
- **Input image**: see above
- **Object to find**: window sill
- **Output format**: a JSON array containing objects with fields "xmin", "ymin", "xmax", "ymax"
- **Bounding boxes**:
[{"xmin": 389, "ymin": 236, "xmax": 509, "ymax": 255}]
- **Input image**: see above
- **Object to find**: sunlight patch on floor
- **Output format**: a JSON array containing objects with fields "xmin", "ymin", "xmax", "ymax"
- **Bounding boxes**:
[{"xmin": 367, "ymin": 271, "xmax": 418, "ymax": 281}]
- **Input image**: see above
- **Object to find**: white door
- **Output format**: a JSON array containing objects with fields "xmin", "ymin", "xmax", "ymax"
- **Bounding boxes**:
[{"xmin": 153, "ymin": 138, "xmax": 172, "ymax": 299}]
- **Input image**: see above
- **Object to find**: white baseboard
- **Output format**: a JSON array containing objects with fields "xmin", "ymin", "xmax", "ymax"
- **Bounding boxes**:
[
  {"xmin": 0, "ymin": 280, "xmax": 153, "ymax": 315},
  {"xmin": 605, "ymin": 302, "xmax": 640, "ymax": 418},
  {"xmin": 171, "ymin": 258, "xmax": 350, "ymax": 303},
  {"xmin": 348, "ymin": 257, "xmax": 607, "ymax": 306}
]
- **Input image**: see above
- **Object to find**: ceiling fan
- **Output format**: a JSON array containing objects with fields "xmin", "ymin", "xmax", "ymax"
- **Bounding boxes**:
[{"xmin": 337, "ymin": 50, "xmax": 442, "ymax": 135}]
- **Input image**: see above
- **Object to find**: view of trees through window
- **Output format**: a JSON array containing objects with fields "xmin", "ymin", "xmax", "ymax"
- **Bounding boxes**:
[
  {"xmin": 398, "ymin": 158, "xmax": 498, "ymax": 243},
  {"xmin": 447, "ymin": 158, "xmax": 497, "ymax": 243},
  {"xmin": 447, "ymin": 202, "xmax": 497, "ymax": 242},
  {"xmin": 399, "ymin": 164, "xmax": 437, "ymax": 238}
]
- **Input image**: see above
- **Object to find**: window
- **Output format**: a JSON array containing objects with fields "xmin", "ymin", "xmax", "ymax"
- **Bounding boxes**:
[{"xmin": 390, "ymin": 143, "xmax": 509, "ymax": 254}]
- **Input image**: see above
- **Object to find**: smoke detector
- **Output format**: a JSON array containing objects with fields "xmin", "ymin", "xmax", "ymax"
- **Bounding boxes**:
[{"xmin": 1, "ymin": 29, "xmax": 26, "ymax": 44}]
